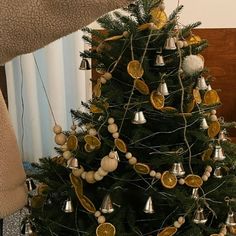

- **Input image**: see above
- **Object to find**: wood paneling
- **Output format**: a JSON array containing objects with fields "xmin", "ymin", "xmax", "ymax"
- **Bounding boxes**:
[
  {"xmin": 194, "ymin": 29, "xmax": 236, "ymax": 137},
  {"xmin": 0, "ymin": 66, "xmax": 8, "ymax": 107}
]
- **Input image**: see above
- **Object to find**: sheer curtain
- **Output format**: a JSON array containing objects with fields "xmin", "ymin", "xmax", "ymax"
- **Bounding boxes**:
[{"xmin": 5, "ymin": 30, "xmax": 92, "ymax": 163}]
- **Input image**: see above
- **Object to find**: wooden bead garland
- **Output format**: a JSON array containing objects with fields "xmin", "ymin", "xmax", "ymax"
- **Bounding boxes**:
[{"xmin": 201, "ymin": 165, "xmax": 212, "ymax": 182}]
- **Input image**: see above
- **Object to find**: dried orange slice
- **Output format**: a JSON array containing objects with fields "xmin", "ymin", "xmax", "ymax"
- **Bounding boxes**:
[
  {"xmin": 203, "ymin": 90, "xmax": 220, "ymax": 105},
  {"xmin": 157, "ymin": 226, "xmax": 177, "ymax": 236},
  {"xmin": 96, "ymin": 222, "xmax": 116, "ymax": 236},
  {"xmin": 229, "ymin": 226, "xmax": 236, "ymax": 234},
  {"xmin": 193, "ymin": 89, "xmax": 202, "ymax": 104},
  {"xmin": 185, "ymin": 174, "xmax": 203, "ymax": 188},
  {"xmin": 31, "ymin": 195, "xmax": 45, "ymax": 208},
  {"xmin": 114, "ymin": 138, "xmax": 127, "ymax": 153},
  {"xmin": 187, "ymin": 35, "xmax": 201, "ymax": 45},
  {"xmin": 208, "ymin": 120, "xmax": 221, "ymax": 138},
  {"xmin": 76, "ymin": 193, "xmax": 96, "ymax": 213},
  {"xmin": 161, "ymin": 171, "xmax": 177, "ymax": 189},
  {"xmin": 37, "ymin": 183, "xmax": 48, "ymax": 195},
  {"xmin": 150, "ymin": 7, "xmax": 167, "ymax": 29},
  {"xmin": 138, "ymin": 23, "xmax": 152, "ymax": 31},
  {"xmin": 67, "ymin": 135, "xmax": 78, "ymax": 151},
  {"xmin": 134, "ymin": 79, "xmax": 150, "ymax": 95},
  {"xmin": 133, "ymin": 163, "xmax": 150, "ymax": 175},
  {"xmin": 202, "ymin": 147, "xmax": 213, "ymax": 161},
  {"xmin": 93, "ymin": 81, "xmax": 102, "ymax": 97},
  {"xmin": 70, "ymin": 173, "xmax": 83, "ymax": 195},
  {"xmin": 90, "ymin": 101, "xmax": 109, "ymax": 113},
  {"xmin": 84, "ymin": 135, "xmax": 101, "ymax": 147},
  {"xmin": 127, "ymin": 60, "xmax": 144, "ymax": 79},
  {"xmin": 185, "ymin": 99, "xmax": 195, "ymax": 113},
  {"xmin": 161, "ymin": 106, "xmax": 178, "ymax": 113},
  {"xmin": 150, "ymin": 90, "xmax": 165, "ymax": 109},
  {"xmin": 84, "ymin": 143, "xmax": 95, "ymax": 152},
  {"xmin": 104, "ymin": 35, "xmax": 123, "ymax": 41}
]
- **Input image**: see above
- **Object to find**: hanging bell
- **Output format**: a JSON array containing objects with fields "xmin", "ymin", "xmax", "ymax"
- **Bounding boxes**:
[
  {"xmin": 158, "ymin": 81, "xmax": 169, "ymax": 96},
  {"xmin": 132, "ymin": 111, "xmax": 147, "ymax": 124},
  {"xmin": 197, "ymin": 77, "xmax": 208, "ymax": 90},
  {"xmin": 193, "ymin": 207, "xmax": 208, "ymax": 224},
  {"xmin": 207, "ymin": 84, "xmax": 212, "ymax": 91},
  {"xmin": 170, "ymin": 163, "xmax": 185, "ymax": 177},
  {"xmin": 154, "ymin": 55, "xmax": 165, "ymax": 66},
  {"xmin": 62, "ymin": 198, "xmax": 74, "ymax": 213},
  {"xmin": 67, "ymin": 157, "xmax": 79, "ymax": 169},
  {"xmin": 114, "ymin": 151, "xmax": 120, "ymax": 162},
  {"xmin": 26, "ymin": 178, "xmax": 36, "ymax": 192},
  {"xmin": 21, "ymin": 218, "xmax": 36, "ymax": 235},
  {"xmin": 79, "ymin": 58, "xmax": 91, "ymax": 70},
  {"xmin": 213, "ymin": 167, "xmax": 223, "ymax": 178},
  {"xmin": 165, "ymin": 37, "xmax": 177, "ymax": 50},
  {"xmin": 143, "ymin": 196, "xmax": 155, "ymax": 214},
  {"xmin": 213, "ymin": 145, "xmax": 226, "ymax": 161},
  {"xmin": 226, "ymin": 210, "xmax": 236, "ymax": 226},
  {"xmin": 200, "ymin": 118, "xmax": 209, "ymax": 130},
  {"xmin": 219, "ymin": 129, "xmax": 227, "ymax": 141},
  {"xmin": 100, "ymin": 194, "xmax": 114, "ymax": 214},
  {"xmin": 191, "ymin": 188, "xmax": 199, "ymax": 200}
]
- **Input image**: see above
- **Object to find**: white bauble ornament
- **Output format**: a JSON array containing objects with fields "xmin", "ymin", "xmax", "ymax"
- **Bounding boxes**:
[
  {"xmin": 182, "ymin": 55, "xmax": 204, "ymax": 76},
  {"xmin": 100, "ymin": 155, "xmax": 118, "ymax": 172}
]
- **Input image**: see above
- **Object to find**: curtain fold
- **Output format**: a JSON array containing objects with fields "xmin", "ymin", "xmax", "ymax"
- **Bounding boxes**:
[{"xmin": 5, "ymin": 30, "xmax": 91, "ymax": 162}]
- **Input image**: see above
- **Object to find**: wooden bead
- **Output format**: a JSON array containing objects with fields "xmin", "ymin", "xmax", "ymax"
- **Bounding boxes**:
[
  {"xmin": 94, "ymin": 171, "xmax": 104, "ymax": 181},
  {"xmin": 218, "ymin": 233, "xmax": 224, "ymax": 236},
  {"xmin": 108, "ymin": 117, "xmax": 115, "ymax": 124},
  {"xmin": 61, "ymin": 144, "xmax": 68, "ymax": 152},
  {"xmin": 125, "ymin": 152, "xmax": 132, "ymax": 159},
  {"xmin": 174, "ymin": 221, "xmax": 181, "ymax": 228},
  {"xmin": 211, "ymin": 109, "xmax": 217, "ymax": 115},
  {"xmin": 88, "ymin": 128, "xmax": 97, "ymax": 136},
  {"xmin": 178, "ymin": 216, "xmax": 185, "ymax": 224},
  {"xmin": 178, "ymin": 178, "xmax": 185, "ymax": 185},
  {"xmin": 176, "ymin": 41, "xmax": 184, "ymax": 48},
  {"xmin": 210, "ymin": 115, "xmax": 218, "ymax": 122},
  {"xmin": 202, "ymin": 175, "xmax": 208, "ymax": 181},
  {"xmin": 81, "ymin": 171, "xmax": 87, "ymax": 180},
  {"xmin": 109, "ymin": 151, "xmax": 116, "ymax": 159},
  {"xmin": 71, "ymin": 124, "xmax": 76, "ymax": 130},
  {"xmin": 206, "ymin": 165, "xmax": 212, "ymax": 172},
  {"xmin": 159, "ymin": 2, "xmax": 165, "ymax": 11},
  {"xmin": 183, "ymin": 41, "xmax": 188, "ymax": 47},
  {"xmin": 128, "ymin": 157, "xmax": 137, "ymax": 165},
  {"xmin": 72, "ymin": 166, "xmax": 84, "ymax": 177},
  {"xmin": 54, "ymin": 133, "xmax": 67, "ymax": 145},
  {"xmin": 70, "ymin": 130, "xmax": 76, "ymax": 135},
  {"xmin": 150, "ymin": 170, "xmax": 156, "ymax": 177},
  {"xmin": 155, "ymin": 172, "xmax": 162, "ymax": 179},
  {"xmin": 108, "ymin": 123, "xmax": 118, "ymax": 133},
  {"xmin": 94, "ymin": 211, "xmax": 101, "ymax": 218},
  {"xmin": 102, "ymin": 72, "xmax": 112, "ymax": 81},
  {"xmin": 63, "ymin": 151, "xmax": 72, "ymax": 160},
  {"xmin": 100, "ymin": 77, "xmax": 107, "ymax": 84},
  {"xmin": 100, "ymin": 156, "xmax": 118, "ymax": 172},
  {"xmin": 205, "ymin": 171, "xmax": 211, "ymax": 177},
  {"xmin": 123, "ymin": 31, "xmax": 129, "ymax": 38},
  {"xmin": 85, "ymin": 171, "xmax": 96, "ymax": 184},
  {"xmin": 97, "ymin": 215, "xmax": 106, "ymax": 224},
  {"xmin": 53, "ymin": 124, "xmax": 62, "ymax": 134},
  {"xmin": 97, "ymin": 167, "xmax": 108, "ymax": 177},
  {"xmin": 112, "ymin": 132, "xmax": 119, "ymax": 139}
]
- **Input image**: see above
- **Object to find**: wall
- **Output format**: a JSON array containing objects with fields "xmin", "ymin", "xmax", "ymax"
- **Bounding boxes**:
[{"xmin": 89, "ymin": 0, "xmax": 236, "ymax": 29}]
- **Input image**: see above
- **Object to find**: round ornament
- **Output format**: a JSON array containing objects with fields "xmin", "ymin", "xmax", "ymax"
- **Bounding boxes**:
[
  {"xmin": 161, "ymin": 171, "xmax": 177, "ymax": 189},
  {"xmin": 182, "ymin": 55, "xmax": 204, "ymax": 76},
  {"xmin": 133, "ymin": 163, "xmax": 150, "ymax": 174},
  {"xmin": 96, "ymin": 222, "xmax": 116, "ymax": 236},
  {"xmin": 100, "ymin": 156, "xmax": 118, "ymax": 172},
  {"xmin": 184, "ymin": 174, "xmax": 203, "ymax": 188},
  {"xmin": 114, "ymin": 138, "xmax": 127, "ymax": 153},
  {"xmin": 150, "ymin": 90, "xmax": 165, "ymax": 109},
  {"xmin": 157, "ymin": 226, "xmax": 177, "ymax": 236},
  {"xmin": 67, "ymin": 135, "xmax": 78, "ymax": 151},
  {"xmin": 127, "ymin": 60, "xmax": 144, "ymax": 79},
  {"xmin": 208, "ymin": 120, "xmax": 221, "ymax": 138},
  {"xmin": 204, "ymin": 90, "xmax": 220, "ymax": 105},
  {"xmin": 150, "ymin": 7, "xmax": 167, "ymax": 29},
  {"xmin": 134, "ymin": 79, "xmax": 150, "ymax": 95}
]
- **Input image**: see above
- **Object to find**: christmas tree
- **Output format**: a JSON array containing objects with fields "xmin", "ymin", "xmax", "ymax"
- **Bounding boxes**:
[{"xmin": 26, "ymin": 0, "xmax": 236, "ymax": 235}]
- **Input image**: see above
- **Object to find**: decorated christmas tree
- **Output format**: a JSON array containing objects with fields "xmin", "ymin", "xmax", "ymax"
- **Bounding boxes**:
[{"xmin": 25, "ymin": 0, "xmax": 236, "ymax": 235}]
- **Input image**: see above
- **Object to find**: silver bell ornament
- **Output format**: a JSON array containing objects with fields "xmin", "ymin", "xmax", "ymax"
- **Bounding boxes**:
[
  {"xmin": 62, "ymin": 198, "xmax": 74, "ymax": 213},
  {"xmin": 114, "ymin": 151, "xmax": 120, "ymax": 161},
  {"xmin": 191, "ymin": 188, "xmax": 199, "ymax": 200},
  {"xmin": 21, "ymin": 218, "xmax": 37, "ymax": 236},
  {"xmin": 143, "ymin": 196, "xmax": 155, "ymax": 214},
  {"xmin": 67, "ymin": 157, "xmax": 79, "ymax": 169},
  {"xmin": 79, "ymin": 58, "xmax": 91, "ymax": 70},
  {"xmin": 218, "ymin": 129, "xmax": 227, "ymax": 141},
  {"xmin": 207, "ymin": 84, "xmax": 212, "ymax": 91},
  {"xmin": 132, "ymin": 111, "xmax": 147, "ymax": 124},
  {"xmin": 197, "ymin": 76, "xmax": 208, "ymax": 90},
  {"xmin": 100, "ymin": 194, "xmax": 114, "ymax": 214},
  {"xmin": 158, "ymin": 81, "xmax": 169, "ymax": 96},
  {"xmin": 226, "ymin": 210, "xmax": 236, "ymax": 226},
  {"xmin": 200, "ymin": 118, "xmax": 209, "ymax": 130},
  {"xmin": 154, "ymin": 55, "xmax": 165, "ymax": 66},
  {"xmin": 26, "ymin": 178, "xmax": 36, "ymax": 192},
  {"xmin": 213, "ymin": 167, "xmax": 223, "ymax": 178},
  {"xmin": 193, "ymin": 207, "xmax": 208, "ymax": 224},
  {"xmin": 213, "ymin": 145, "xmax": 226, "ymax": 161},
  {"xmin": 165, "ymin": 37, "xmax": 177, "ymax": 50},
  {"xmin": 170, "ymin": 163, "xmax": 185, "ymax": 177}
]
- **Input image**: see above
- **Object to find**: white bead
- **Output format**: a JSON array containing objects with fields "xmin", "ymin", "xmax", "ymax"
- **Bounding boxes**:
[
  {"xmin": 54, "ymin": 133, "xmax": 67, "ymax": 145},
  {"xmin": 125, "ymin": 152, "xmax": 132, "ymax": 159},
  {"xmin": 94, "ymin": 211, "xmax": 101, "ymax": 218},
  {"xmin": 211, "ymin": 109, "xmax": 217, "ymax": 115},
  {"xmin": 128, "ymin": 157, "xmax": 137, "ymax": 165},
  {"xmin": 178, "ymin": 216, "xmax": 185, "ymax": 224},
  {"xmin": 174, "ymin": 221, "xmax": 181, "ymax": 228},
  {"xmin": 108, "ymin": 123, "xmax": 118, "ymax": 133},
  {"xmin": 123, "ymin": 31, "xmax": 129, "ymax": 38},
  {"xmin": 108, "ymin": 117, "xmax": 115, "ymax": 124},
  {"xmin": 210, "ymin": 115, "xmax": 218, "ymax": 122},
  {"xmin": 178, "ymin": 178, "xmax": 185, "ymax": 185},
  {"xmin": 112, "ymin": 132, "xmax": 119, "ymax": 139},
  {"xmin": 202, "ymin": 175, "xmax": 208, "ymax": 181},
  {"xmin": 88, "ymin": 128, "xmax": 97, "ymax": 136},
  {"xmin": 63, "ymin": 151, "xmax": 72, "ymax": 160},
  {"xmin": 100, "ymin": 77, "xmax": 107, "ymax": 84},
  {"xmin": 206, "ymin": 165, "xmax": 212, "ymax": 172},
  {"xmin": 183, "ymin": 41, "xmax": 188, "ymax": 47},
  {"xmin": 81, "ymin": 171, "xmax": 87, "ymax": 179},
  {"xmin": 97, "ymin": 215, "xmax": 106, "ymax": 224},
  {"xmin": 53, "ymin": 124, "xmax": 62, "ymax": 134},
  {"xmin": 109, "ymin": 151, "xmax": 116, "ymax": 159},
  {"xmin": 176, "ymin": 41, "xmax": 184, "ymax": 48},
  {"xmin": 94, "ymin": 171, "xmax": 104, "ymax": 181},
  {"xmin": 150, "ymin": 170, "xmax": 156, "ymax": 177},
  {"xmin": 85, "ymin": 171, "xmax": 96, "ymax": 184},
  {"xmin": 159, "ymin": 2, "xmax": 165, "ymax": 11},
  {"xmin": 155, "ymin": 172, "xmax": 162, "ymax": 179},
  {"xmin": 97, "ymin": 167, "xmax": 108, "ymax": 177},
  {"xmin": 205, "ymin": 171, "xmax": 211, "ymax": 177}
]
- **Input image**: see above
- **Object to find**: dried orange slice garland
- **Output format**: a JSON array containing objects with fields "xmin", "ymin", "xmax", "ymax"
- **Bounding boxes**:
[
  {"xmin": 184, "ymin": 174, "xmax": 203, "ymax": 188},
  {"xmin": 127, "ymin": 60, "xmax": 144, "ymax": 79},
  {"xmin": 161, "ymin": 171, "xmax": 177, "ymax": 189},
  {"xmin": 158, "ymin": 226, "xmax": 177, "ymax": 236},
  {"xmin": 150, "ymin": 7, "xmax": 167, "ymax": 29},
  {"xmin": 67, "ymin": 135, "xmax": 78, "ymax": 151},
  {"xmin": 96, "ymin": 222, "xmax": 116, "ymax": 236},
  {"xmin": 208, "ymin": 120, "xmax": 221, "ymax": 138},
  {"xmin": 134, "ymin": 79, "xmax": 150, "ymax": 95},
  {"xmin": 134, "ymin": 163, "xmax": 150, "ymax": 175},
  {"xmin": 150, "ymin": 90, "xmax": 165, "ymax": 109},
  {"xmin": 204, "ymin": 90, "xmax": 220, "ymax": 105}
]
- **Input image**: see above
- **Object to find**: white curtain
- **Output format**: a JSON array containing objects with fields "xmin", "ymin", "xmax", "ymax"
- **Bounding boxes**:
[{"xmin": 5, "ymin": 30, "xmax": 92, "ymax": 163}]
